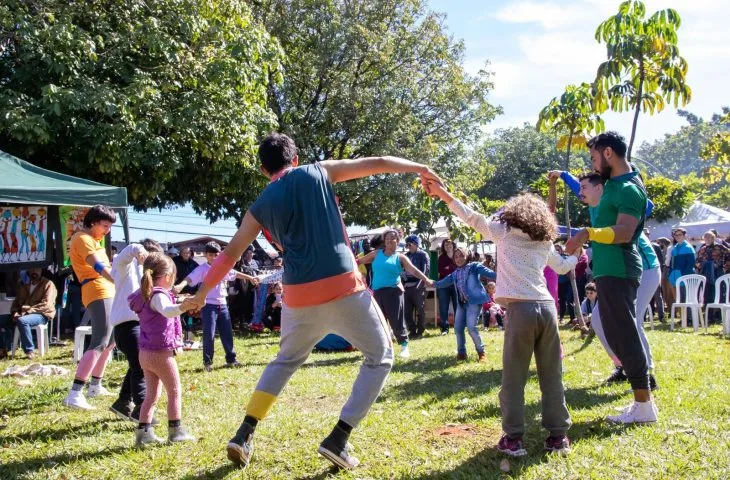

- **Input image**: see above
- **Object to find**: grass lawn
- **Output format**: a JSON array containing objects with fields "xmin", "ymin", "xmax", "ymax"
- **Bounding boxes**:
[{"xmin": 1, "ymin": 322, "xmax": 729, "ymax": 479}]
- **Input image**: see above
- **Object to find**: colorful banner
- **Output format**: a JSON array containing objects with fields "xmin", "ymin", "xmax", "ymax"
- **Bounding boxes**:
[
  {"xmin": 0, "ymin": 205, "xmax": 49, "ymax": 264},
  {"xmin": 59, "ymin": 206, "xmax": 103, "ymax": 266}
]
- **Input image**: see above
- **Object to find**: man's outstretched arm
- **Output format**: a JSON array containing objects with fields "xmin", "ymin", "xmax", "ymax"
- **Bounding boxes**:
[{"xmin": 320, "ymin": 156, "xmax": 441, "ymax": 185}]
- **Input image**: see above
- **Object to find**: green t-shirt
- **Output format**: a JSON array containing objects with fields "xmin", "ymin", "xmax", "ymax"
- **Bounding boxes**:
[{"xmin": 590, "ymin": 171, "xmax": 647, "ymax": 280}]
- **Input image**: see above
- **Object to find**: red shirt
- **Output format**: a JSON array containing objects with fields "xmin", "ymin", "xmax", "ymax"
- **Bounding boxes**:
[{"xmin": 438, "ymin": 254, "xmax": 457, "ymax": 280}]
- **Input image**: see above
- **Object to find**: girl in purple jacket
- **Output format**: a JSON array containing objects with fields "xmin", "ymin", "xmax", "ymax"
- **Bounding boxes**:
[{"xmin": 128, "ymin": 252, "xmax": 196, "ymax": 446}]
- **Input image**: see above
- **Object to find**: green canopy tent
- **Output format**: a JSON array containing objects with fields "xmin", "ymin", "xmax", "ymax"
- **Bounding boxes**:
[{"xmin": 0, "ymin": 149, "xmax": 129, "ymax": 271}]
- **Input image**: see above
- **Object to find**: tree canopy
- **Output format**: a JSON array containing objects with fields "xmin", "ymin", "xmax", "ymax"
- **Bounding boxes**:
[
  {"xmin": 251, "ymin": 0, "xmax": 501, "ymax": 226},
  {"xmin": 593, "ymin": 0, "xmax": 691, "ymax": 160},
  {"xmin": 0, "ymin": 0, "xmax": 284, "ymax": 221}
]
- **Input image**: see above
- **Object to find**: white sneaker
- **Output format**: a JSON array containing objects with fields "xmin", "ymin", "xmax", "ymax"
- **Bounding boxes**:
[
  {"xmin": 399, "ymin": 345, "xmax": 411, "ymax": 358},
  {"xmin": 615, "ymin": 400, "xmax": 659, "ymax": 417},
  {"xmin": 607, "ymin": 400, "xmax": 657, "ymax": 424},
  {"xmin": 62, "ymin": 390, "xmax": 95, "ymax": 410},
  {"xmin": 87, "ymin": 384, "xmax": 113, "ymax": 398}
]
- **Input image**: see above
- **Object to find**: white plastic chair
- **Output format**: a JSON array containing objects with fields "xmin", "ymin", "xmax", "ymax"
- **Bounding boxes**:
[
  {"xmin": 705, "ymin": 273, "xmax": 730, "ymax": 336},
  {"xmin": 670, "ymin": 274, "xmax": 706, "ymax": 332},
  {"xmin": 73, "ymin": 326, "xmax": 92, "ymax": 363},
  {"xmin": 11, "ymin": 323, "xmax": 48, "ymax": 358}
]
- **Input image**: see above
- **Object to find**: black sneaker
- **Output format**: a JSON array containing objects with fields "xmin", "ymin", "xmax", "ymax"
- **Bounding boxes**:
[
  {"xmin": 318, "ymin": 437, "xmax": 360, "ymax": 469},
  {"xmin": 129, "ymin": 405, "xmax": 160, "ymax": 426},
  {"xmin": 227, "ymin": 422, "xmax": 254, "ymax": 467},
  {"xmin": 649, "ymin": 374, "xmax": 659, "ymax": 391},
  {"xmin": 605, "ymin": 366, "xmax": 627, "ymax": 383},
  {"xmin": 203, "ymin": 364, "xmax": 213, "ymax": 373},
  {"xmin": 109, "ymin": 399, "xmax": 133, "ymax": 420}
]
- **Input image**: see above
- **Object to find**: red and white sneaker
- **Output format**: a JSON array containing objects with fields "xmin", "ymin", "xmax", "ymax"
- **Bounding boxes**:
[{"xmin": 496, "ymin": 434, "xmax": 527, "ymax": 457}]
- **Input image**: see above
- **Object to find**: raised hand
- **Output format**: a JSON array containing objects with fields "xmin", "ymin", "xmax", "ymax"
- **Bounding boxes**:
[{"xmin": 547, "ymin": 170, "xmax": 561, "ymax": 184}]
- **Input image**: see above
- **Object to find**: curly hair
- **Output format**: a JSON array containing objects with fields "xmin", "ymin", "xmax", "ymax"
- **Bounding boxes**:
[{"xmin": 497, "ymin": 193, "xmax": 557, "ymax": 242}]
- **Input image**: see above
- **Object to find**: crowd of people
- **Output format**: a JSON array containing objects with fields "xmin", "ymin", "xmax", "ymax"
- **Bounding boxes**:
[{"xmin": 0, "ymin": 131, "xmax": 729, "ymax": 473}]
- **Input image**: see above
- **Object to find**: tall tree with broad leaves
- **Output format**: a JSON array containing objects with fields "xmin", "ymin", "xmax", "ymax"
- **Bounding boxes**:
[
  {"xmin": 251, "ymin": 0, "xmax": 501, "ymax": 227},
  {"xmin": 537, "ymin": 82, "xmax": 604, "ymax": 330},
  {"xmin": 0, "ymin": 0, "xmax": 282, "ymax": 222},
  {"xmin": 593, "ymin": 0, "xmax": 691, "ymax": 161}
]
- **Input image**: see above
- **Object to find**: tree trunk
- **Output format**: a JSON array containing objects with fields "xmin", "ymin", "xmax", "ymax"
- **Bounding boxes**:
[
  {"xmin": 627, "ymin": 56, "xmax": 645, "ymax": 162},
  {"xmin": 563, "ymin": 134, "xmax": 587, "ymax": 330}
]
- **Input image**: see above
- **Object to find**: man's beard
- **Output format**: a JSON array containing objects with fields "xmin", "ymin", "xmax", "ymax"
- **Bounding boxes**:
[
  {"xmin": 29, "ymin": 274, "xmax": 40, "ymax": 281},
  {"xmin": 597, "ymin": 154, "xmax": 612, "ymax": 180}
]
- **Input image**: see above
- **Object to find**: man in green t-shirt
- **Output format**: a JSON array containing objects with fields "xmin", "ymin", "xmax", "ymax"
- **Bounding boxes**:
[{"xmin": 565, "ymin": 131, "xmax": 657, "ymax": 425}]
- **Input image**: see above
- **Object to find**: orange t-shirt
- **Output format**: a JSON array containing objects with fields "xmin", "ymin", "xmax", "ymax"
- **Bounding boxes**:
[{"xmin": 70, "ymin": 232, "xmax": 115, "ymax": 306}]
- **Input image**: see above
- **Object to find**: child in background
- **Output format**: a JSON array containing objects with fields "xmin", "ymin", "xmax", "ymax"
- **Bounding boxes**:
[
  {"xmin": 174, "ymin": 241, "xmax": 259, "ymax": 372},
  {"xmin": 483, "ymin": 282, "xmax": 505, "ymax": 329},
  {"xmin": 426, "ymin": 180, "xmax": 580, "ymax": 457},
  {"xmin": 263, "ymin": 282, "xmax": 283, "ymax": 332},
  {"xmin": 580, "ymin": 283, "xmax": 598, "ymax": 327},
  {"xmin": 128, "ymin": 253, "xmax": 196, "ymax": 445},
  {"xmin": 435, "ymin": 247, "xmax": 496, "ymax": 362}
]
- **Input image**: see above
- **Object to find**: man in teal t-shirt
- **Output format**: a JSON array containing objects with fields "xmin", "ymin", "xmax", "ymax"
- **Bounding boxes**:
[{"xmin": 565, "ymin": 131, "xmax": 657, "ymax": 425}]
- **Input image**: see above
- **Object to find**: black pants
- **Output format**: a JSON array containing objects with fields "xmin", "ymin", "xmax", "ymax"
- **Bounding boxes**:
[
  {"xmin": 374, "ymin": 287, "xmax": 408, "ymax": 344},
  {"xmin": 595, "ymin": 277, "xmax": 649, "ymax": 390},
  {"xmin": 113, "ymin": 321, "xmax": 146, "ymax": 406},
  {"xmin": 404, "ymin": 286, "xmax": 426, "ymax": 337},
  {"xmin": 557, "ymin": 282, "xmax": 574, "ymax": 320}
]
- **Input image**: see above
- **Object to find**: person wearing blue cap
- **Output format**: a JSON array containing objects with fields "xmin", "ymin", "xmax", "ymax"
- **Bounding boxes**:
[{"xmin": 403, "ymin": 235, "xmax": 430, "ymax": 339}]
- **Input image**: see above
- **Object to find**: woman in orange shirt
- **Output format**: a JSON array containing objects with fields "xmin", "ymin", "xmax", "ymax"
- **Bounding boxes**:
[{"xmin": 62, "ymin": 205, "xmax": 118, "ymax": 411}]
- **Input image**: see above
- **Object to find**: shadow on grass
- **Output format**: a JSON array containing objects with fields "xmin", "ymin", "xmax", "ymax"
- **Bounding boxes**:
[
  {"xmin": 564, "ymin": 333, "xmax": 596, "ymax": 357},
  {"xmin": 300, "ymin": 353, "xmax": 362, "ymax": 369},
  {"xmin": 4, "ymin": 417, "xmax": 124, "ymax": 444},
  {"xmin": 0, "ymin": 386, "xmax": 68, "ymax": 415},
  {"xmin": 0, "ymin": 445, "xmax": 130, "ymax": 477},
  {"xmin": 379, "ymin": 354, "xmax": 503, "ymax": 402},
  {"xmin": 408, "ymin": 417, "xmax": 616, "ymax": 479},
  {"xmin": 180, "ymin": 463, "xmax": 241, "ymax": 480}
]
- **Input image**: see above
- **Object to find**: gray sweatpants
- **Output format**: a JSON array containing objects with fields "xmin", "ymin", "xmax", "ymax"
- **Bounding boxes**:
[
  {"xmin": 254, "ymin": 290, "xmax": 394, "ymax": 428},
  {"xmin": 82, "ymin": 297, "xmax": 115, "ymax": 352},
  {"xmin": 500, "ymin": 300, "xmax": 571, "ymax": 438}
]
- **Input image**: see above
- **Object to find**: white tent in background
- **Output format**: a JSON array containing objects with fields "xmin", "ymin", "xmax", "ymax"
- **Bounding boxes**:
[{"xmin": 645, "ymin": 201, "xmax": 730, "ymax": 241}]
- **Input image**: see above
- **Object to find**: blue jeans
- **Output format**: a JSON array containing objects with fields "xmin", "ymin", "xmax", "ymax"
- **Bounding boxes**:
[
  {"xmin": 438, "ymin": 287, "xmax": 457, "ymax": 332},
  {"xmin": 16, "ymin": 313, "xmax": 48, "ymax": 354},
  {"xmin": 201, "ymin": 304, "xmax": 236, "ymax": 365},
  {"xmin": 454, "ymin": 303, "xmax": 484, "ymax": 356}
]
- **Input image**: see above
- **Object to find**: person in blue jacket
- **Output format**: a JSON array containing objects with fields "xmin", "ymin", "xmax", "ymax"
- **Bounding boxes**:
[{"xmin": 435, "ymin": 246, "xmax": 496, "ymax": 362}]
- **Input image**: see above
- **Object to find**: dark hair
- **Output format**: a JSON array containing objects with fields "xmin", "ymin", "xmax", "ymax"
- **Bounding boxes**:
[
  {"xmin": 83, "ymin": 205, "xmax": 117, "ymax": 228},
  {"xmin": 258, "ymin": 133, "xmax": 297, "ymax": 175},
  {"xmin": 673, "ymin": 228, "xmax": 687, "ymax": 235},
  {"xmin": 587, "ymin": 131, "xmax": 627, "ymax": 158},
  {"xmin": 370, "ymin": 235, "xmax": 384, "ymax": 250},
  {"xmin": 585, "ymin": 282, "xmax": 597, "ymax": 293},
  {"xmin": 204, "ymin": 241, "xmax": 222, "ymax": 254},
  {"xmin": 439, "ymin": 238, "xmax": 454, "ymax": 256},
  {"xmin": 578, "ymin": 172, "xmax": 605, "ymax": 186},
  {"xmin": 383, "ymin": 229, "xmax": 400, "ymax": 241},
  {"xmin": 498, "ymin": 193, "xmax": 557, "ymax": 242},
  {"xmin": 141, "ymin": 238, "xmax": 163, "ymax": 253},
  {"xmin": 453, "ymin": 246, "xmax": 472, "ymax": 263}
]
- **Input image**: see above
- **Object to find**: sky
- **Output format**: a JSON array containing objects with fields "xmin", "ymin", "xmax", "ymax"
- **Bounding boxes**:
[
  {"xmin": 429, "ymin": 0, "xmax": 730, "ymax": 144},
  {"xmin": 113, "ymin": 0, "xmax": 730, "ymax": 243}
]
